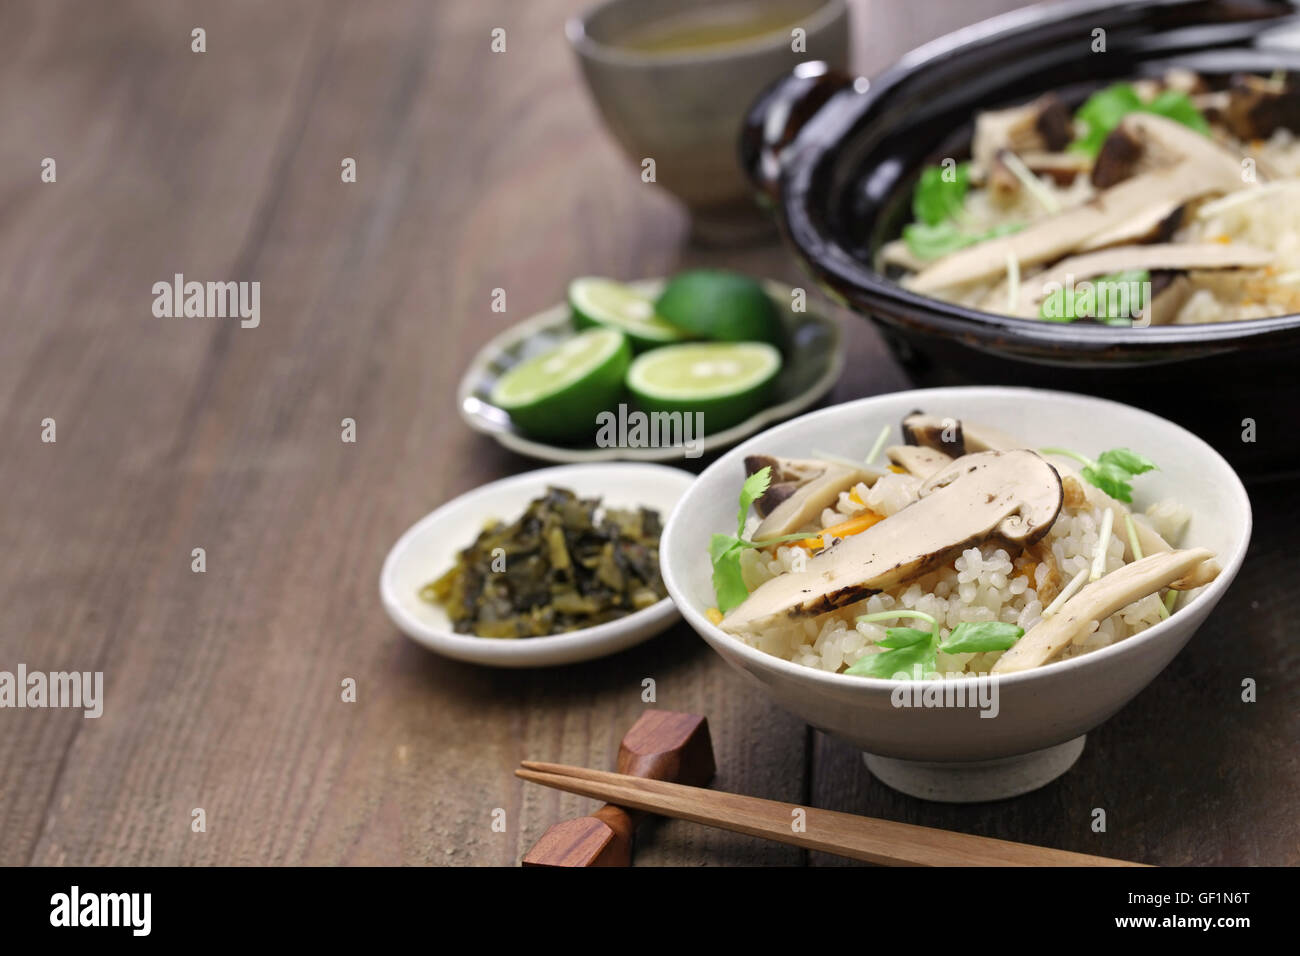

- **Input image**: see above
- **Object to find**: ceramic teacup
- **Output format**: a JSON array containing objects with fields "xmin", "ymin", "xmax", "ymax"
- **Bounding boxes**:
[{"xmin": 567, "ymin": 0, "xmax": 850, "ymax": 244}]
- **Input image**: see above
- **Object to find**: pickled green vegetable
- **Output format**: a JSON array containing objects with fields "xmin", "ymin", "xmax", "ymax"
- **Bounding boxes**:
[{"xmin": 421, "ymin": 487, "xmax": 666, "ymax": 637}]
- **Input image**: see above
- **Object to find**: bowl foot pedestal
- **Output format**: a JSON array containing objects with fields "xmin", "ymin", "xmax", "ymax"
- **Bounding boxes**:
[{"xmin": 862, "ymin": 735, "xmax": 1086, "ymax": 803}]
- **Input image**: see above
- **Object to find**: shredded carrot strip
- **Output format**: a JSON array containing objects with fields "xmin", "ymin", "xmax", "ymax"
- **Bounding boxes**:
[
  {"xmin": 793, "ymin": 510, "xmax": 884, "ymax": 551},
  {"xmin": 848, "ymin": 489, "xmax": 864, "ymax": 506}
]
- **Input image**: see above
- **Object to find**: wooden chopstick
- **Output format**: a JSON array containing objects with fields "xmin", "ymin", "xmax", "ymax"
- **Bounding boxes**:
[{"xmin": 517, "ymin": 761, "xmax": 1148, "ymax": 867}]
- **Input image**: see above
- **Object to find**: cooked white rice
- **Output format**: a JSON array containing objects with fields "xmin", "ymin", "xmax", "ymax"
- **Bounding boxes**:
[
  {"xmin": 730, "ymin": 475, "xmax": 1188, "ymax": 676},
  {"xmin": 1177, "ymin": 130, "xmax": 1300, "ymax": 322}
]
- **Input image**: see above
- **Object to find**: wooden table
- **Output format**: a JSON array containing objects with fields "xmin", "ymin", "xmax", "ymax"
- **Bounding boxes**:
[{"xmin": 1, "ymin": 0, "xmax": 1295, "ymax": 867}]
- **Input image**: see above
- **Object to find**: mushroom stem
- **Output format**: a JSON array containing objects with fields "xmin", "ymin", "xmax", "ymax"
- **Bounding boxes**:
[
  {"xmin": 992, "ymin": 548, "xmax": 1216, "ymax": 673},
  {"xmin": 744, "ymin": 456, "xmax": 879, "ymax": 540},
  {"xmin": 885, "ymin": 445, "xmax": 953, "ymax": 480},
  {"xmin": 1011, "ymin": 243, "xmax": 1272, "ymax": 317}
]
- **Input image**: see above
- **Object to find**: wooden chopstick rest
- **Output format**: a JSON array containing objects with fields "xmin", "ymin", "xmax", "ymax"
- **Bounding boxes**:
[
  {"xmin": 518, "ymin": 762, "xmax": 1149, "ymax": 868},
  {"xmin": 521, "ymin": 710, "xmax": 715, "ymax": 867}
]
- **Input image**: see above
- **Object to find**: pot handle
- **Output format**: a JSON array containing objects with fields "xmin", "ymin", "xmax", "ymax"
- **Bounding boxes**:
[{"xmin": 739, "ymin": 62, "xmax": 853, "ymax": 206}]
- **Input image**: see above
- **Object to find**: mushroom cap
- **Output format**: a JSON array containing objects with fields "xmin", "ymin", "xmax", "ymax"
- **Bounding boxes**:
[
  {"xmin": 900, "ymin": 411, "xmax": 966, "ymax": 457},
  {"xmin": 971, "ymin": 93, "xmax": 1071, "ymax": 170},
  {"xmin": 742, "ymin": 455, "xmax": 877, "ymax": 539},
  {"xmin": 1220, "ymin": 73, "xmax": 1300, "ymax": 141},
  {"xmin": 744, "ymin": 455, "xmax": 825, "ymax": 518},
  {"xmin": 920, "ymin": 450, "xmax": 1063, "ymax": 546}
]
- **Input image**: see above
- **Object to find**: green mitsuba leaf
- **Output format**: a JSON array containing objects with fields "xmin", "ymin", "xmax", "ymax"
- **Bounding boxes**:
[
  {"xmin": 1081, "ymin": 464, "xmax": 1130, "ymax": 502},
  {"xmin": 876, "ymin": 627, "xmax": 934, "ymax": 649},
  {"xmin": 1098, "ymin": 448, "xmax": 1157, "ymax": 476},
  {"xmin": 844, "ymin": 637, "xmax": 937, "ymax": 679},
  {"xmin": 709, "ymin": 534, "xmax": 749, "ymax": 615},
  {"xmin": 938, "ymin": 621, "xmax": 1024, "ymax": 654},
  {"xmin": 736, "ymin": 466, "xmax": 771, "ymax": 538},
  {"xmin": 912, "ymin": 162, "xmax": 971, "ymax": 226},
  {"xmin": 710, "ymin": 465, "xmax": 782, "ymax": 615}
]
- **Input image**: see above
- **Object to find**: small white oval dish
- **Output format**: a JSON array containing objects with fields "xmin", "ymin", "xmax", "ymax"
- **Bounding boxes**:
[{"xmin": 380, "ymin": 463, "xmax": 694, "ymax": 668}]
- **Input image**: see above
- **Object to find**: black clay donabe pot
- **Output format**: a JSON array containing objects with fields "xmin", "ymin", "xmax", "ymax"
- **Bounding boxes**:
[{"xmin": 743, "ymin": 0, "xmax": 1300, "ymax": 476}]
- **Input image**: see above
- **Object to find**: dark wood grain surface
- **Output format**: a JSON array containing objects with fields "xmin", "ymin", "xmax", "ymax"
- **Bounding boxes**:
[{"xmin": 0, "ymin": 0, "xmax": 1294, "ymax": 867}]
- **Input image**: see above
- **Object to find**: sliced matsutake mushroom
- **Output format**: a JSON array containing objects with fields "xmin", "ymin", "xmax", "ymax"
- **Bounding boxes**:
[
  {"xmin": 1219, "ymin": 73, "xmax": 1300, "ymax": 141},
  {"xmin": 908, "ymin": 165, "xmax": 1235, "ymax": 293},
  {"xmin": 1172, "ymin": 557, "xmax": 1221, "ymax": 590},
  {"xmin": 1113, "ymin": 112, "xmax": 1247, "ymax": 183},
  {"xmin": 1092, "ymin": 123, "xmax": 1144, "ymax": 189},
  {"xmin": 1023, "ymin": 539, "xmax": 1065, "ymax": 604},
  {"xmin": 1194, "ymin": 88, "xmax": 1231, "ymax": 120},
  {"xmin": 1079, "ymin": 200, "xmax": 1185, "ymax": 251},
  {"xmin": 877, "ymin": 238, "xmax": 929, "ymax": 274},
  {"xmin": 903, "ymin": 419, "xmax": 1178, "ymax": 563},
  {"xmin": 987, "ymin": 150, "xmax": 1024, "ymax": 205},
  {"xmin": 720, "ymin": 450, "xmax": 1063, "ymax": 632},
  {"xmin": 885, "ymin": 445, "xmax": 953, "ymax": 479},
  {"xmin": 909, "ymin": 114, "xmax": 1250, "ymax": 293},
  {"xmin": 900, "ymin": 411, "xmax": 965, "ymax": 456},
  {"xmin": 971, "ymin": 94, "xmax": 1072, "ymax": 172},
  {"xmin": 1145, "ymin": 271, "xmax": 1195, "ymax": 326},
  {"xmin": 983, "ymin": 232, "xmax": 1194, "ymax": 314},
  {"xmin": 903, "ymin": 411, "xmax": 1025, "ymax": 457},
  {"xmin": 1009, "ymin": 242, "xmax": 1273, "ymax": 317},
  {"xmin": 743, "ymin": 456, "xmax": 877, "ymax": 540},
  {"xmin": 986, "ymin": 150, "xmax": 1093, "ymax": 198},
  {"xmin": 1093, "ymin": 110, "xmax": 1248, "ymax": 190},
  {"xmin": 962, "ymin": 421, "xmax": 1024, "ymax": 453},
  {"xmin": 1018, "ymin": 150, "xmax": 1094, "ymax": 185},
  {"xmin": 991, "ymin": 548, "xmax": 1217, "ymax": 673}
]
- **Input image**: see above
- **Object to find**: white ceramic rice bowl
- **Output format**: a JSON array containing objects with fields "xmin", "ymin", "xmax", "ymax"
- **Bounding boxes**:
[{"xmin": 659, "ymin": 387, "xmax": 1251, "ymax": 800}]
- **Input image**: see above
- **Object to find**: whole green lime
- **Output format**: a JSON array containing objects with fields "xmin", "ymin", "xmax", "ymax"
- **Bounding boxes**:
[{"xmin": 654, "ymin": 270, "xmax": 783, "ymax": 346}]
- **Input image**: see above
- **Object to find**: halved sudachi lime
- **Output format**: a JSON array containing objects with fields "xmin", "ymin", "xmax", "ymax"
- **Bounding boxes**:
[
  {"xmin": 490, "ymin": 327, "xmax": 631, "ymax": 441},
  {"xmin": 627, "ymin": 341, "xmax": 782, "ymax": 433},
  {"xmin": 569, "ymin": 277, "xmax": 688, "ymax": 351}
]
